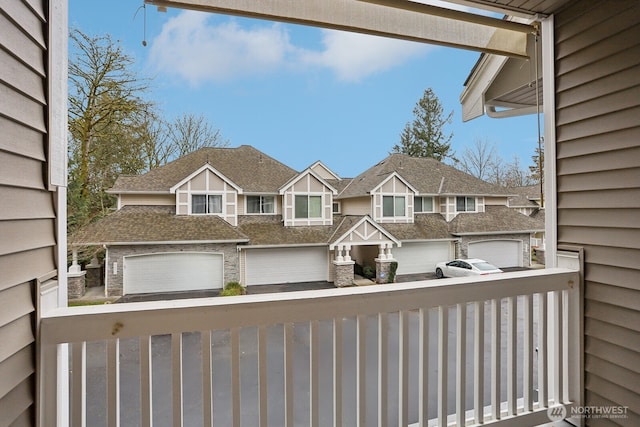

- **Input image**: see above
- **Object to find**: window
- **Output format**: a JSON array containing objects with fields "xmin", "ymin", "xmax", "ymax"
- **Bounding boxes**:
[
  {"xmin": 382, "ymin": 195, "xmax": 406, "ymax": 217},
  {"xmin": 415, "ymin": 196, "xmax": 433, "ymax": 213},
  {"xmin": 192, "ymin": 194, "xmax": 222, "ymax": 214},
  {"xmin": 295, "ymin": 195, "xmax": 322, "ymax": 218},
  {"xmin": 332, "ymin": 201, "xmax": 341, "ymax": 214},
  {"xmin": 456, "ymin": 196, "xmax": 476, "ymax": 212},
  {"xmin": 247, "ymin": 195, "xmax": 275, "ymax": 214}
]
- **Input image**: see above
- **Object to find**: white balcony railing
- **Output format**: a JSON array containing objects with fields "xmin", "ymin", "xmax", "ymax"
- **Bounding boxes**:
[{"xmin": 39, "ymin": 267, "xmax": 581, "ymax": 427}]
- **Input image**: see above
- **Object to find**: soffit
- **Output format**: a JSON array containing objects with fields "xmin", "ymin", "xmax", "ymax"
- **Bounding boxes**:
[
  {"xmin": 461, "ymin": 26, "xmax": 543, "ymax": 121},
  {"xmin": 450, "ymin": 0, "xmax": 573, "ymax": 16}
]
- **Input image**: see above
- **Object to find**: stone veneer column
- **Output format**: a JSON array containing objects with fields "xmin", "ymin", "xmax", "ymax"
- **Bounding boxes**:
[
  {"xmin": 333, "ymin": 260, "xmax": 355, "ymax": 288},
  {"xmin": 67, "ymin": 271, "xmax": 86, "ymax": 299},
  {"xmin": 375, "ymin": 259, "xmax": 393, "ymax": 284}
]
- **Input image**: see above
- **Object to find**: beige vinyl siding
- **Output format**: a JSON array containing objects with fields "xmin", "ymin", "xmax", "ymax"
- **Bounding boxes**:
[
  {"xmin": 0, "ymin": 0, "xmax": 56, "ymax": 425},
  {"xmin": 555, "ymin": 1, "xmax": 640, "ymax": 424},
  {"xmin": 340, "ymin": 196, "xmax": 371, "ymax": 216},
  {"xmin": 483, "ymin": 196, "xmax": 508, "ymax": 206},
  {"xmin": 119, "ymin": 193, "xmax": 174, "ymax": 207}
]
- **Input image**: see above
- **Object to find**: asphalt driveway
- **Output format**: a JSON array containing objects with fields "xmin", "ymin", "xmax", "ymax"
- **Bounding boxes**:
[{"xmin": 114, "ymin": 268, "xmax": 531, "ymax": 303}]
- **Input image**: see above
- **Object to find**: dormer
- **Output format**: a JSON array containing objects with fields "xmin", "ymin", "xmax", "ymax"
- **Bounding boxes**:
[
  {"xmin": 280, "ymin": 169, "xmax": 338, "ymax": 226},
  {"xmin": 309, "ymin": 160, "xmax": 341, "ymax": 181},
  {"xmin": 440, "ymin": 195, "xmax": 486, "ymax": 222},
  {"xmin": 171, "ymin": 164, "xmax": 242, "ymax": 226},
  {"xmin": 371, "ymin": 172, "xmax": 418, "ymax": 224}
]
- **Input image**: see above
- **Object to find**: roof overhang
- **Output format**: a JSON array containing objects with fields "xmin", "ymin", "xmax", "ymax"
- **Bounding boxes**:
[
  {"xmin": 460, "ymin": 15, "xmax": 542, "ymax": 121},
  {"xmin": 451, "ymin": 229, "xmax": 542, "ymax": 236},
  {"xmin": 71, "ymin": 239, "xmax": 251, "ymax": 246},
  {"xmin": 145, "ymin": 0, "xmax": 536, "ymax": 58}
]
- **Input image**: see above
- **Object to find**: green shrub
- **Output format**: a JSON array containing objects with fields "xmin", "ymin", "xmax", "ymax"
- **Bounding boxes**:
[
  {"xmin": 220, "ymin": 281, "xmax": 246, "ymax": 296},
  {"xmin": 389, "ymin": 261, "xmax": 398, "ymax": 283},
  {"xmin": 362, "ymin": 265, "xmax": 375, "ymax": 280}
]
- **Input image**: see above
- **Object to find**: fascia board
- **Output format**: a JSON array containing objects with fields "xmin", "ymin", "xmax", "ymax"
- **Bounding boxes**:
[
  {"xmin": 279, "ymin": 169, "xmax": 338, "ymax": 195},
  {"xmin": 370, "ymin": 172, "xmax": 419, "ymax": 195},
  {"xmin": 329, "ymin": 216, "xmax": 401, "ymax": 249},
  {"xmin": 169, "ymin": 163, "xmax": 243, "ymax": 194}
]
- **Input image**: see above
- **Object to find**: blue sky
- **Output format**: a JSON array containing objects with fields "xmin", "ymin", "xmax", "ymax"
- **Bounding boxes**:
[{"xmin": 69, "ymin": 1, "xmax": 540, "ymax": 178}]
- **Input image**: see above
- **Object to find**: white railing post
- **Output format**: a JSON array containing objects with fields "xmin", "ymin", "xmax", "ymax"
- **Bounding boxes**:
[
  {"xmin": 557, "ymin": 249, "xmax": 584, "ymax": 426},
  {"xmin": 37, "ymin": 276, "xmax": 67, "ymax": 427}
]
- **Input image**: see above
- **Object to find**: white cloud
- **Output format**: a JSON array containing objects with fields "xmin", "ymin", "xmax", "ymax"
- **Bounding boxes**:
[
  {"xmin": 299, "ymin": 30, "xmax": 430, "ymax": 82},
  {"xmin": 148, "ymin": 11, "xmax": 294, "ymax": 85},
  {"xmin": 148, "ymin": 11, "xmax": 432, "ymax": 85}
]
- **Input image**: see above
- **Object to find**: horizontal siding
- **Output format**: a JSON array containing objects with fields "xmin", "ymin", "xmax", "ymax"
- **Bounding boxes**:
[
  {"xmin": 0, "ymin": 283, "xmax": 35, "ymax": 330},
  {"xmin": 558, "ymin": 226, "xmax": 639, "ymax": 250},
  {"xmin": 556, "ymin": 106, "xmax": 640, "ymax": 142},
  {"xmin": 0, "ymin": 248, "xmax": 55, "ymax": 293},
  {"xmin": 585, "ymin": 318, "xmax": 640, "ymax": 354},
  {"xmin": 0, "ymin": 315, "xmax": 34, "ymax": 368},
  {"xmin": 580, "ymin": 245, "xmax": 640, "ymax": 271},
  {"xmin": 0, "ymin": 47, "xmax": 46, "ymax": 105},
  {"xmin": 0, "ymin": 84, "xmax": 46, "ymax": 132},
  {"xmin": 1, "ymin": 1, "xmax": 53, "ymax": 425},
  {"xmin": 584, "ymin": 391, "xmax": 640, "ymax": 427},
  {"xmin": 0, "ymin": 7, "xmax": 45, "ymax": 76},
  {"xmin": 555, "ymin": 0, "xmax": 640, "ymax": 424},
  {"xmin": 584, "ymin": 264, "xmax": 640, "ymax": 291},
  {"xmin": 0, "ymin": 151, "xmax": 46, "ymax": 190},
  {"xmin": 558, "ymin": 207, "xmax": 639, "ymax": 230},
  {"xmin": 0, "ymin": 187, "xmax": 55, "ymax": 221},
  {"xmin": 0, "ymin": 346, "xmax": 34, "ymax": 402},
  {"xmin": 0, "ymin": 116, "xmax": 45, "ymax": 161},
  {"xmin": 557, "ymin": 168, "xmax": 639, "ymax": 192},
  {"xmin": 557, "ymin": 188, "xmax": 640, "ymax": 209},
  {"xmin": 0, "ymin": 219, "xmax": 56, "ymax": 257},
  {"xmin": 0, "ymin": 380, "xmax": 34, "ymax": 427}
]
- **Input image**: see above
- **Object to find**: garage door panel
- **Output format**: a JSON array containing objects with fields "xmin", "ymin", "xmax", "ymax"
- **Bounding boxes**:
[
  {"xmin": 124, "ymin": 252, "xmax": 223, "ymax": 294},
  {"xmin": 468, "ymin": 240, "xmax": 522, "ymax": 268},
  {"xmin": 245, "ymin": 247, "xmax": 328, "ymax": 285},
  {"xmin": 394, "ymin": 242, "xmax": 451, "ymax": 275}
]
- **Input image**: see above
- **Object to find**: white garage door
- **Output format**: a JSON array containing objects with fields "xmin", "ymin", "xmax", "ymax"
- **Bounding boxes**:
[
  {"xmin": 245, "ymin": 247, "xmax": 328, "ymax": 285},
  {"xmin": 124, "ymin": 252, "xmax": 224, "ymax": 294},
  {"xmin": 468, "ymin": 240, "xmax": 523, "ymax": 268},
  {"xmin": 393, "ymin": 241, "xmax": 452, "ymax": 275}
]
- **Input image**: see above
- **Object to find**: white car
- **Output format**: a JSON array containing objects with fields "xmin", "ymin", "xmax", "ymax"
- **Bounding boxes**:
[{"xmin": 435, "ymin": 258, "xmax": 503, "ymax": 278}]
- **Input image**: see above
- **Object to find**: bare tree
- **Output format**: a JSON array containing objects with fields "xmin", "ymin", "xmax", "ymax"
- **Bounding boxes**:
[
  {"xmin": 167, "ymin": 113, "xmax": 229, "ymax": 159},
  {"xmin": 503, "ymin": 155, "xmax": 528, "ymax": 187},
  {"xmin": 68, "ymin": 29, "xmax": 152, "ymax": 230},
  {"xmin": 458, "ymin": 137, "xmax": 501, "ymax": 181}
]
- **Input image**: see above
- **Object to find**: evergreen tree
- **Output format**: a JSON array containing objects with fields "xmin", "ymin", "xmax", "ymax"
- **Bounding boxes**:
[{"xmin": 392, "ymin": 88, "xmax": 454, "ymax": 161}]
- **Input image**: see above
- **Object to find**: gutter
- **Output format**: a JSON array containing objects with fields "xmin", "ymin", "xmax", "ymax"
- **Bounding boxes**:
[
  {"xmin": 451, "ymin": 230, "xmax": 543, "ymax": 236},
  {"xmin": 238, "ymin": 243, "xmax": 329, "ymax": 250},
  {"xmin": 71, "ymin": 239, "xmax": 251, "ymax": 246}
]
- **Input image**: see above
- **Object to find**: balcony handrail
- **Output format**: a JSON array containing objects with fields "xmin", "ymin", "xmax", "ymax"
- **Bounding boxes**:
[
  {"xmin": 41, "ymin": 268, "xmax": 576, "ymax": 344},
  {"xmin": 39, "ymin": 267, "xmax": 582, "ymax": 427}
]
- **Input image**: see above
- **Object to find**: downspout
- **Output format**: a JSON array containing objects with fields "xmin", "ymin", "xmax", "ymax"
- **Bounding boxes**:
[{"xmin": 541, "ymin": 15, "xmax": 557, "ymax": 268}]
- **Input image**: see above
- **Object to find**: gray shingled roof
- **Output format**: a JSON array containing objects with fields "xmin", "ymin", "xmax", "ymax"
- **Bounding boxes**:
[
  {"xmin": 237, "ymin": 215, "xmax": 340, "ymax": 245},
  {"xmin": 110, "ymin": 145, "xmax": 298, "ymax": 193},
  {"xmin": 338, "ymin": 153, "xmax": 512, "ymax": 199},
  {"xmin": 507, "ymin": 185, "xmax": 541, "ymax": 208},
  {"xmin": 448, "ymin": 205, "xmax": 544, "ymax": 235},
  {"xmin": 381, "ymin": 214, "xmax": 452, "ymax": 240},
  {"xmin": 69, "ymin": 206, "xmax": 249, "ymax": 245}
]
